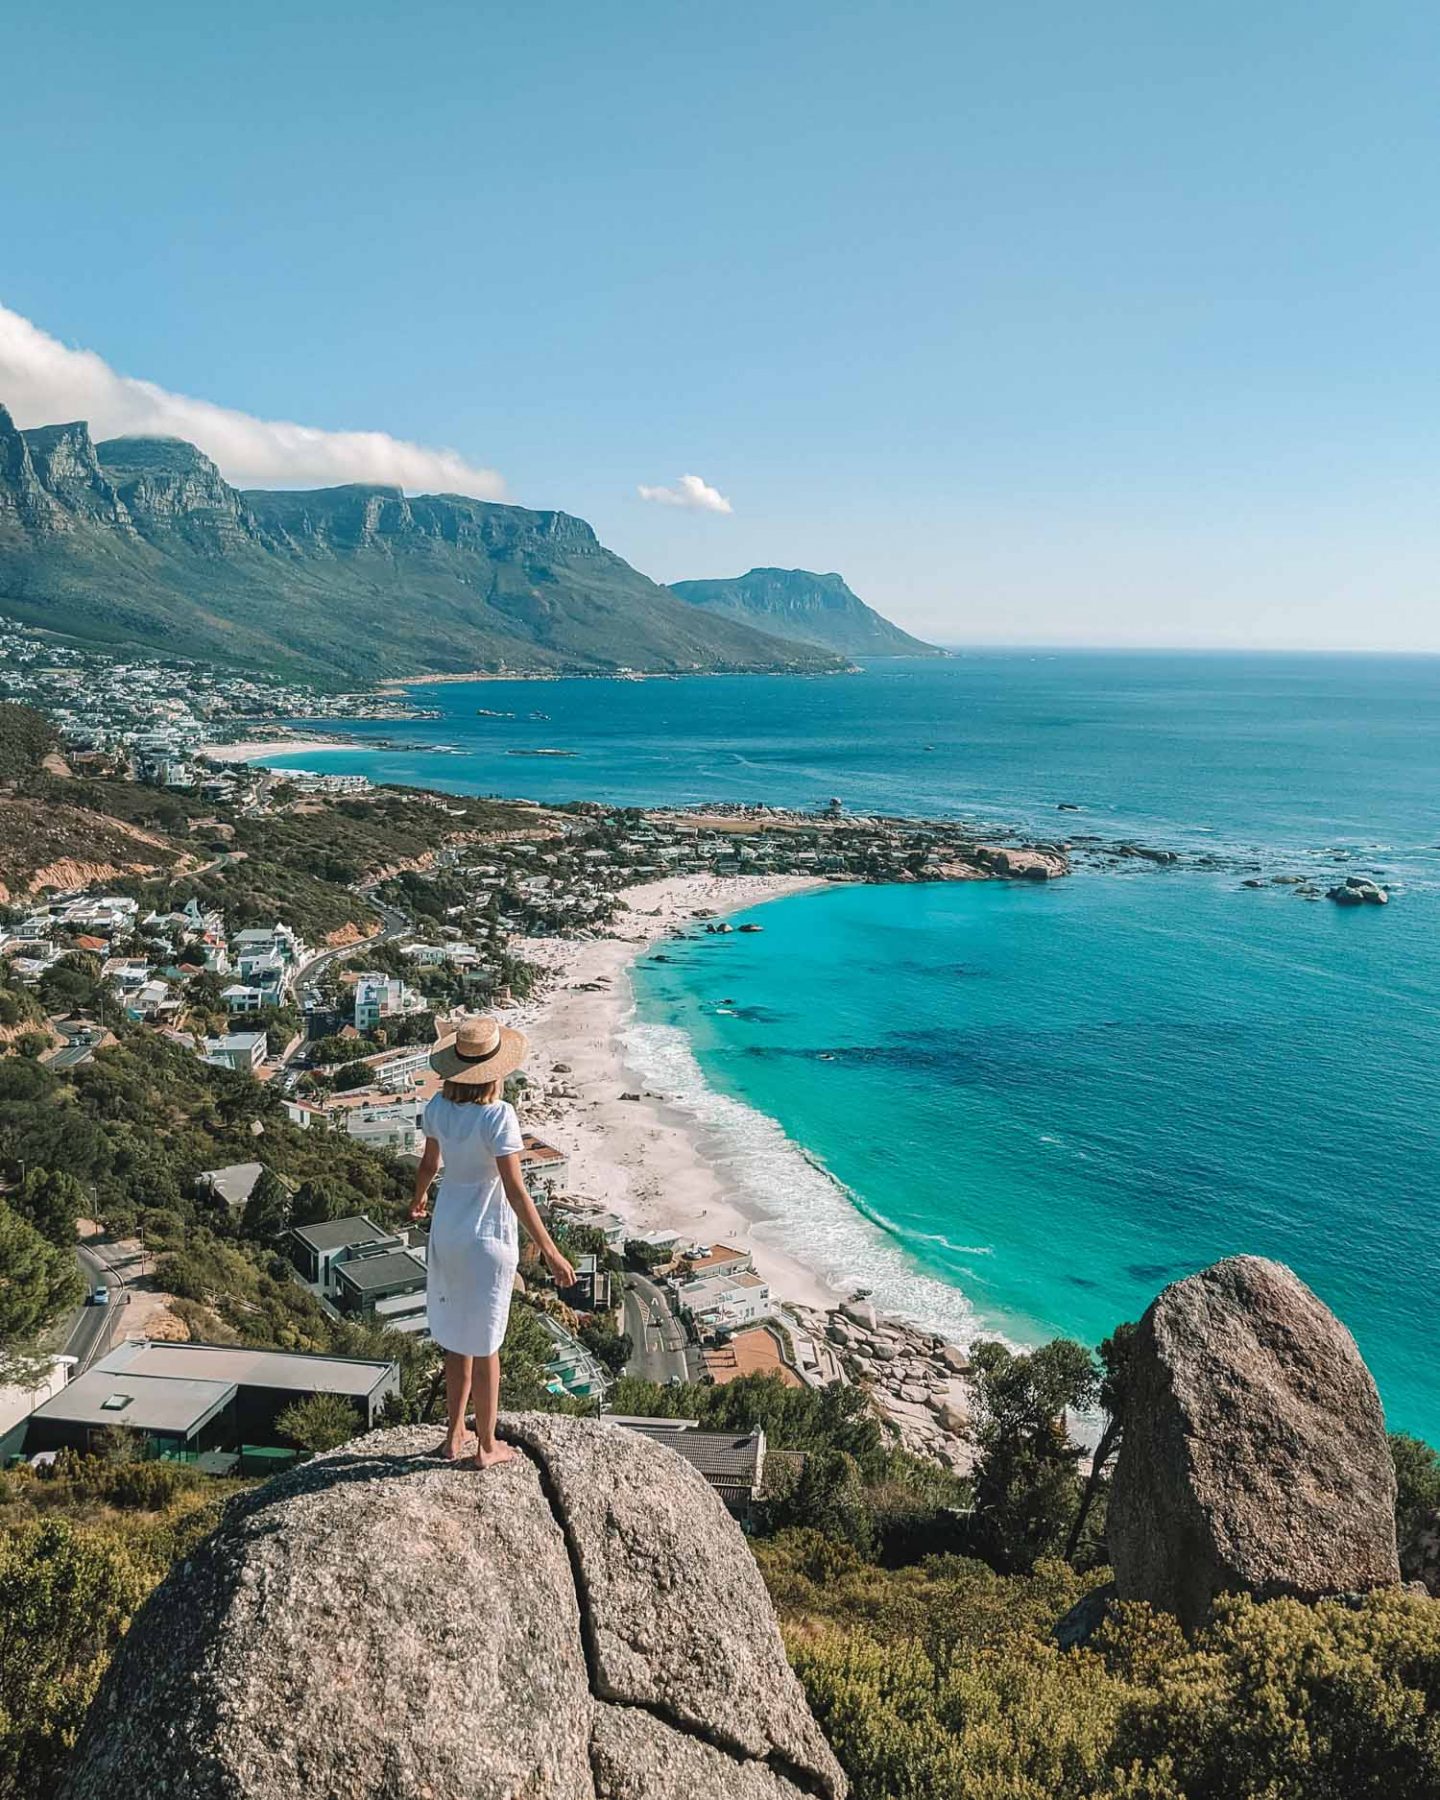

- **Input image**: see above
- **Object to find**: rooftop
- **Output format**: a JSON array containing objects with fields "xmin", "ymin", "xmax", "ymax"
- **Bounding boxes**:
[
  {"xmin": 31, "ymin": 1368, "xmax": 235, "ymax": 1436},
  {"xmin": 618, "ymin": 1422, "xmax": 765, "ymax": 1489},
  {"xmin": 687, "ymin": 1243, "xmax": 751, "ymax": 1273},
  {"xmin": 334, "ymin": 1248, "xmax": 427, "ymax": 1294},
  {"xmin": 103, "ymin": 1339, "xmax": 396, "ymax": 1400},
  {"xmin": 289, "ymin": 1214, "xmax": 392, "ymax": 1255}
]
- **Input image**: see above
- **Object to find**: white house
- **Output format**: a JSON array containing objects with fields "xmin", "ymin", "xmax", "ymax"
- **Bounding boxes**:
[
  {"xmin": 677, "ymin": 1270, "xmax": 774, "ymax": 1330},
  {"xmin": 203, "ymin": 1031, "xmax": 267, "ymax": 1074}
]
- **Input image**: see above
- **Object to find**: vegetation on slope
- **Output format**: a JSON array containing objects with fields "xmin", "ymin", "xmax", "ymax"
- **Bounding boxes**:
[{"xmin": 0, "ymin": 410, "xmax": 846, "ymax": 683}]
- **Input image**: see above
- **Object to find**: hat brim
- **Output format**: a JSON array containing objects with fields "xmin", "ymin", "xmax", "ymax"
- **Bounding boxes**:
[{"xmin": 429, "ymin": 1025, "xmax": 529, "ymax": 1085}]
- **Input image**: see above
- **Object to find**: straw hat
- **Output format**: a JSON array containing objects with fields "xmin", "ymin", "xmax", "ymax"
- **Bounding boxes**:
[{"xmin": 429, "ymin": 1015, "xmax": 529, "ymax": 1085}]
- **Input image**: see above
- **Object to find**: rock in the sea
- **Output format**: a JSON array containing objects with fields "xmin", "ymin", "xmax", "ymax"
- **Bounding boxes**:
[
  {"xmin": 1327, "ymin": 876, "xmax": 1389, "ymax": 906},
  {"xmin": 62, "ymin": 1418, "xmax": 845, "ymax": 1800},
  {"xmin": 1109, "ymin": 1256, "xmax": 1399, "ymax": 1631}
]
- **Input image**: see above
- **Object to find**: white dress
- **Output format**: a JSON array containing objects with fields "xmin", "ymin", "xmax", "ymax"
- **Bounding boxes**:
[{"xmin": 423, "ymin": 1095, "xmax": 524, "ymax": 1357}]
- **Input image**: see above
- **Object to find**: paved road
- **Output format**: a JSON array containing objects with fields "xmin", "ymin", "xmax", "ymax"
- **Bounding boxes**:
[
  {"xmin": 283, "ymin": 893, "xmax": 412, "ymax": 1070},
  {"xmin": 622, "ymin": 1272, "xmax": 693, "ymax": 1385},
  {"xmin": 64, "ymin": 1241, "xmax": 130, "ymax": 1370}
]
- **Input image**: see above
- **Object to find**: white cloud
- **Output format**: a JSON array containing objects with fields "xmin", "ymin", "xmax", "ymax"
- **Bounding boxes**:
[
  {"xmin": 637, "ymin": 472, "xmax": 733, "ymax": 514},
  {"xmin": 0, "ymin": 303, "xmax": 505, "ymax": 498}
]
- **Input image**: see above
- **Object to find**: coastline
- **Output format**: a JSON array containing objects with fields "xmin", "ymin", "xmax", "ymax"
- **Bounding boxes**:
[
  {"xmin": 199, "ymin": 737, "xmax": 350, "ymax": 764},
  {"xmin": 510, "ymin": 874, "xmax": 846, "ymax": 1314},
  {"xmin": 510, "ymin": 869, "xmax": 980, "ymax": 1461}
]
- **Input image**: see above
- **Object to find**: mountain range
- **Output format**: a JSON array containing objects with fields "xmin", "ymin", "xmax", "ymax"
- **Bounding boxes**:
[
  {"xmin": 0, "ymin": 406, "xmax": 941, "ymax": 684},
  {"xmin": 669, "ymin": 566, "xmax": 941, "ymax": 658},
  {"xmin": 0, "ymin": 408, "xmax": 850, "ymax": 685}
]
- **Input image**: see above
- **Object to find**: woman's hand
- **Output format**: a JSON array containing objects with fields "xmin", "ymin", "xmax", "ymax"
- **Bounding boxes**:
[
  {"xmin": 408, "ymin": 1197, "xmax": 429, "ymax": 1223},
  {"xmin": 544, "ymin": 1246, "xmax": 577, "ymax": 1289}
]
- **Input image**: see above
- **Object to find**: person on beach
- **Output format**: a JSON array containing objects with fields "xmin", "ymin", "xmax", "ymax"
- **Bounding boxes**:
[{"xmin": 410, "ymin": 1016, "xmax": 575, "ymax": 1467}]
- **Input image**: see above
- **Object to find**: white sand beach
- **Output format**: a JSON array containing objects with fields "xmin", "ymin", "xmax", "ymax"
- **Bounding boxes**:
[
  {"xmin": 199, "ymin": 738, "xmax": 349, "ymax": 764},
  {"xmin": 509, "ymin": 874, "xmax": 850, "ymax": 1314}
]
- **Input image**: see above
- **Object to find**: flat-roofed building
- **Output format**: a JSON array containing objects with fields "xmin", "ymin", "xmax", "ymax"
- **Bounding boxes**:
[
  {"xmin": 286, "ymin": 1215, "xmax": 398, "ymax": 1291},
  {"xmin": 684, "ymin": 1243, "xmax": 753, "ymax": 1281},
  {"xmin": 519, "ymin": 1134, "xmax": 569, "ymax": 1194},
  {"xmin": 333, "ymin": 1247, "xmax": 428, "ymax": 1332},
  {"xmin": 26, "ymin": 1368, "xmax": 236, "ymax": 1458},
  {"xmin": 204, "ymin": 1031, "xmax": 267, "ymax": 1073},
  {"xmin": 22, "ymin": 1339, "xmax": 399, "ymax": 1458}
]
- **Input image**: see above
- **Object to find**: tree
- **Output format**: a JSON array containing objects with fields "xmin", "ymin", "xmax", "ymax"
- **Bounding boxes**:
[
  {"xmin": 768, "ymin": 1449, "xmax": 875, "ymax": 1551},
  {"xmin": 624, "ymin": 1237, "xmax": 672, "ymax": 1273},
  {"xmin": 289, "ymin": 1178, "xmax": 353, "ymax": 1228},
  {"xmin": 0, "ymin": 1517, "xmax": 149, "ymax": 1800},
  {"xmin": 968, "ymin": 1337, "xmax": 1098, "ymax": 1573},
  {"xmin": 275, "ymin": 1391, "xmax": 362, "ymax": 1454},
  {"xmin": 1391, "ymin": 1432, "xmax": 1440, "ymax": 1588},
  {"xmin": 0, "ymin": 1202, "xmax": 82, "ymax": 1381},
  {"xmin": 1065, "ymin": 1321, "xmax": 1137, "ymax": 1564},
  {"xmin": 577, "ymin": 1320, "xmax": 633, "ymax": 1375},
  {"xmin": 239, "ymin": 1168, "xmax": 290, "ymax": 1241},
  {"xmin": 11, "ymin": 1167, "xmax": 88, "ymax": 1247}
]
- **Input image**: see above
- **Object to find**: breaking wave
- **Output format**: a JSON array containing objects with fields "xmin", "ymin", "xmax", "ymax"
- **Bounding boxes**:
[{"xmin": 617, "ymin": 1014, "xmax": 988, "ymax": 1345}]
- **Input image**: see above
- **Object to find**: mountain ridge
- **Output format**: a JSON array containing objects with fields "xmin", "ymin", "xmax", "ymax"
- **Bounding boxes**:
[
  {"xmin": 669, "ymin": 566, "xmax": 942, "ymax": 658},
  {"xmin": 0, "ymin": 409, "xmax": 845, "ymax": 685}
]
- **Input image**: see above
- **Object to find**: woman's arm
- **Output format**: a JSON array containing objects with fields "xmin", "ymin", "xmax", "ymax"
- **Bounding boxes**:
[
  {"xmin": 497, "ymin": 1155, "xmax": 576, "ymax": 1287},
  {"xmin": 409, "ymin": 1137, "xmax": 441, "ymax": 1220}
]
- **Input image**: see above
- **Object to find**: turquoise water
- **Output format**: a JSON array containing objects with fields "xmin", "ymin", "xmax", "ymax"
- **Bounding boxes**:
[{"xmin": 276, "ymin": 656, "xmax": 1440, "ymax": 1438}]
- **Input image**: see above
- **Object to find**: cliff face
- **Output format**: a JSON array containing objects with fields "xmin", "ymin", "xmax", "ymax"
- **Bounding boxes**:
[
  {"xmin": 63, "ymin": 1415, "xmax": 846, "ymax": 1800},
  {"xmin": 670, "ymin": 567, "xmax": 941, "ymax": 658},
  {"xmin": 0, "ymin": 407, "xmax": 845, "ymax": 684}
]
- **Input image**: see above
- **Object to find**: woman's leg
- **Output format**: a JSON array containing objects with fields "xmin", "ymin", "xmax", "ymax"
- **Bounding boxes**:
[
  {"xmin": 471, "ymin": 1352, "xmax": 515, "ymax": 1468},
  {"xmin": 442, "ymin": 1351, "xmax": 474, "ymax": 1457}
]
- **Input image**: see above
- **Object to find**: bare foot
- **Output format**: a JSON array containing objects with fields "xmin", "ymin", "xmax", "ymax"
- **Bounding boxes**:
[
  {"xmin": 436, "ymin": 1434, "xmax": 474, "ymax": 1461},
  {"xmin": 473, "ymin": 1441, "xmax": 518, "ymax": 1470}
]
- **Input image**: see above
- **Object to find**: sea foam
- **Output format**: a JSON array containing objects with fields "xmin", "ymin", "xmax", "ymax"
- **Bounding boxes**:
[{"xmin": 618, "ymin": 1014, "xmax": 989, "ymax": 1345}]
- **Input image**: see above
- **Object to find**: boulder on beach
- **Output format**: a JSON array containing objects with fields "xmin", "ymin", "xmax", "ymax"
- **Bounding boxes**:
[
  {"xmin": 1108, "ymin": 1256, "xmax": 1400, "ymax": 1632},
  {"xmin": 62, "ymin": 1418, "xmax": 845, "ymax": 1800}
]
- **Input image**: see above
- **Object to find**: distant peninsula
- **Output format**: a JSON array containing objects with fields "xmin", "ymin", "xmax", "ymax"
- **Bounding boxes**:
[
  {"xmin": 669, "ymin": 566, "xmax": 943, "ymax": 658},
  {"xmin": 0, "ymin": 407, "xmax": 845, "ymax": 686}
]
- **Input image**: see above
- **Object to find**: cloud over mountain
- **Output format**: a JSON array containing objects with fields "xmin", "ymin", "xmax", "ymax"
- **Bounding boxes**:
[
  {"xmin": 0, "ymin": 303, "xmax": 505, "ymax": 498},
  {"xmin": 637, "ymin": 472, "xmax": 733, "ymax": 514}
]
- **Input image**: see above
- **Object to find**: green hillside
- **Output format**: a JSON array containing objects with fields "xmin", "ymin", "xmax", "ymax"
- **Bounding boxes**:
[{"xmin": 0, "ymin": 409, "xmax": 845, "ymax": 686}]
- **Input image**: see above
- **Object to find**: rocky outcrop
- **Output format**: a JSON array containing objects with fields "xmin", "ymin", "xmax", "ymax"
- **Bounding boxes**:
[
  {"xmin": 63, "ymin": 1417, "xmax": 845, "ymax": 1800},
  {"xmin": 1109, "ymin": 1256, "xmax": 1400, "ymax": 1631},
  {"xmin": 1327, "ymin": 876, "xmax": 1388, "ymax": 906},
  {"xmin": 976, "ymin": 844, "xmax": 1071, "ymax": 881}
]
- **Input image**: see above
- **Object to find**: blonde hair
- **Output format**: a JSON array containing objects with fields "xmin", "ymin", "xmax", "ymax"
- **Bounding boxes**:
[{"xmin": 442, "ymin": 1078, "xmax": 504, "ymax": 1105}]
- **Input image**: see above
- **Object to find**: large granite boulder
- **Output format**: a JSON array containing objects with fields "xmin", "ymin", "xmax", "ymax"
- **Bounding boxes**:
[
  {"xmin": 1109, "ymin": 1256, "xmax": 1400, "ymax": 1631},
  {"xmin": 63, "ymin": 1417, "xmax": 845, "ymax": 1800}
]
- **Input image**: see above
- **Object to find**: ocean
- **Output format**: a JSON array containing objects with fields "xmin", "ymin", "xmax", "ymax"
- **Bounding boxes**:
[{"xmin": 275, "ymin": 653, "xmax": 1440, "ymax": 1440}]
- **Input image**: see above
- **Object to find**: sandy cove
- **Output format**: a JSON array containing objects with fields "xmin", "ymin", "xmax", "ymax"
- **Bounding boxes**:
[
  {"xmin": 199, "ymin": 738, "xmax": 351, "ymax": 764},
  {"xmin": 510, "ymin": 874, "xmax": 840, "ymax": 1313},
  {"xmin": 508, "ymin": 872, "xmax": 977, "ymax": 1464}
]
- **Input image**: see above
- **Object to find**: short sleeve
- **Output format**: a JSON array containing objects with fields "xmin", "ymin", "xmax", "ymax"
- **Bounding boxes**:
[
  {"xmin": 491, "ymin": 1102, "xmax": 524, "ymax": 1157},
  {"xmin": 421, "ymin": 1093, "xmax": 443, "ymax": 1140}
]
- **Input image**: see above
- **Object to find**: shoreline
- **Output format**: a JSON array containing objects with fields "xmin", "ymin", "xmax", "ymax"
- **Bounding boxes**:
[
  {"xmin": 510, "ymin": 874, "xmax": 846, "ymax": 1315},
  {"xmin": 509, "ymin": 870, "xmax": 979, "ymax": 1462},
  {"xmin": 199, "ymin": 737, "xmax": 351, "ymax": 764}
]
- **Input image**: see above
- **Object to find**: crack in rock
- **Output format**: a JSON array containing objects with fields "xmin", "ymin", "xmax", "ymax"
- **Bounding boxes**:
[{"xmin": 502, "ymin": 1423, "xmax": 835, "ymax": 1800}]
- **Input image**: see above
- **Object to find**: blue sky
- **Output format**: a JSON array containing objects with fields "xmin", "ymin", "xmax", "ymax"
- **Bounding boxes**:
[{"xmin": 5, "ymin": 1, "xmax": 1440, "ymax": 648}]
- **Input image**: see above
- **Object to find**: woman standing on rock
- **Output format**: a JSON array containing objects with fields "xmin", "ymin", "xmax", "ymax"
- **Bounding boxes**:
[{"xmin": 410, "ymin": 1017, "xmax": 575, "ymax": 1467}]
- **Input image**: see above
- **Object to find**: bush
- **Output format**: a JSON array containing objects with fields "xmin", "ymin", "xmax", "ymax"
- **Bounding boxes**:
[{"xmin": 0, "ymin": 1519, "xmax": 149, "ymax": 1799}]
